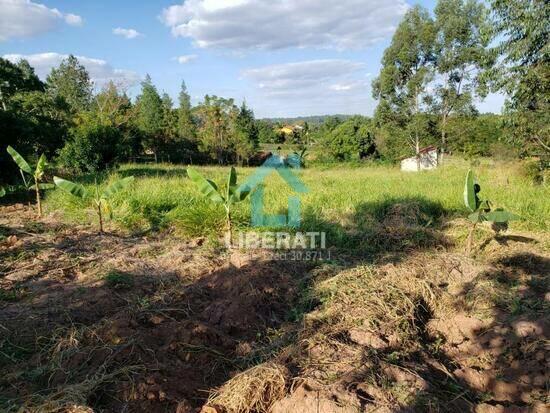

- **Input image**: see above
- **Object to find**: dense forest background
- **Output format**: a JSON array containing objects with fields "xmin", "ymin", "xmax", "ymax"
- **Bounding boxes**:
[{"xmin": 0, "ymin": 0, "xmax": 547, "ymax": 183}]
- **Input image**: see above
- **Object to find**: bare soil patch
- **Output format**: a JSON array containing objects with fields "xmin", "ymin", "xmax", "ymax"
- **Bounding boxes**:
[{"xmin": 1, "ymin": 204, "xmax": 548, "ymax": 412}]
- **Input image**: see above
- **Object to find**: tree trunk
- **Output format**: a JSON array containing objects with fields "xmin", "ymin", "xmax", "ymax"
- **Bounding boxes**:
[
  {"xmin": 97, "ymin": 202, "xmax": 104, "ymax": 234},
  {"xmin": 35, "ymin": 184, "xmax": 42, "ymax": 218},
  {"xmin": 415, "ymin": 86, "xmax": 421, "ymax": 172},
  {"xmin": 440, "ymin": 109, "xmax": 447, "ymax": 164},
  {"xmin": 226, "ymin": 208, "xmax": 232, "ymax": 247}
]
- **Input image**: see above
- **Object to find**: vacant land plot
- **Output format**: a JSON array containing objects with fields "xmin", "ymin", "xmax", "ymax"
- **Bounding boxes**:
[{"xmin": 1, "ymin": 160, "xmax": 548, "ymax": 412}]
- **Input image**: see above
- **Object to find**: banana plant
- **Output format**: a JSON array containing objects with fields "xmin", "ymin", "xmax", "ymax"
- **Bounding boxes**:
[
  {"xmin": 293, "ymin": 147, "xmax": 308, "ymax": 168},
  {"xmin": 187, "ymin": 167, "xmax": 251, "ymax": 244},
  {"xmin": 6, "ymin": 146, "xmax": 49, "ymax": 217},
  {"xmin": 286, "ymin": 148, "xmax": 307, "ymax": 168},
  {"xmin": 0, "ymin": 187, "xmax": 5, "ymax": 197},
  {"xmin": 53, "ymin": 176, "xmax": 134, "ymax": 233},
  {"xmin": 464, "ymin": 170, "xmax": 520, "ymax": 254}
]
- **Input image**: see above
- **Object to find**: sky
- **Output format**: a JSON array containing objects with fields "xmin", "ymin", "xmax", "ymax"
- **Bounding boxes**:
[{"xmin": 0, "ymin": 0, "xmax": 505, "ymax": 118}]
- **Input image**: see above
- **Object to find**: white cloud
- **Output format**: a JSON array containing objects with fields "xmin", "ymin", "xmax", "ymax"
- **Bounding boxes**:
[
  {"xmin": 175, "ymin": 54, "xmax": 198, "ymax": 64},
  {"xmin": 0, "ymin": 0, "xmax": 83, "ymax": 41},
  {"xmin": 64, "ymin": 13, "xmax": 83, "ymax": 26},
  {"xmin": 242, "ymin": 60, "xmax": 366, "ymax": 96},
  {"xmin": 242, "ymin": 59, "xmax": 373, "ymax": 117},
  {"xmin": 3, "ymin": 53, "xmax": 141, "ymax": 88},
  {"xmin": 112, "ymin": 27, "xmax": 143, "ymax": 39},
  {"xmin": 160, "ymin": 0, "xmax": 408, "ymax": 50}
]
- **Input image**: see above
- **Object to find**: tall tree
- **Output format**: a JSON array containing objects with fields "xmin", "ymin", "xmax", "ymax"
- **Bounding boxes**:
[
  {"xmin": 432, "ymin": 0, "xmax": 492, "ymax": 157},
  {"xmin": 177, "ymin": 80, "xmax": 196, "ymax": 142},
  {"xmin": 490, "ymin": 0, "xmax": 549, "ymax": 153},
  {"xmin": 234, "ymin": 101, "xmax": 258, "ymax": 165},
  {"xmin": 195, "ymin": 95, "xmax": 238, "ymax": 164},
  {"xmin": 372, "ymin": 5, "xmax": 437, "ymax": 167},
  {"xmin": 135, "ymin": 75, "xmax": 164, "ymax": 162},
  {"xmin": 46, "ymin": 55, "xmax": 92, "ymax": 113},
  {"xmin": 93, "ymin": 81, "xmax": 132, "ymax": 127},
  {"xmin": 0, "ymin": 58, "xmax": 44, "ymax": 110}
]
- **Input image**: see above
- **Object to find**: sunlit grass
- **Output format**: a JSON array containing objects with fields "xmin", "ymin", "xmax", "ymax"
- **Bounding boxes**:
[{"xmin": 44, "ymin": 158, "xmax": 549, "ymax": 245}]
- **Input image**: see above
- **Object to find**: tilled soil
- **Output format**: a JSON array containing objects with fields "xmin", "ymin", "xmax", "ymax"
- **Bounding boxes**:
[{"xmin": 1, "ymin": 204, "xmax": 548, "ymax": 413}]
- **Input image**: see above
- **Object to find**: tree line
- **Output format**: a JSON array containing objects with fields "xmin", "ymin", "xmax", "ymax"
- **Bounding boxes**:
[
  {"xmin": 0, "ymin": 0, "xmax": 547, "ymax": 182},
  {"xmin": 0, "ymin": 56, "xmax": 260, "ymax": 182}
]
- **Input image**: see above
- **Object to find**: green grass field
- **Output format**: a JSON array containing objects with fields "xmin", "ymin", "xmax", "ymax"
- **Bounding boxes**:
[{"xmin": 44, "ymin": 158, "xmax": 549, "ymax": 250}]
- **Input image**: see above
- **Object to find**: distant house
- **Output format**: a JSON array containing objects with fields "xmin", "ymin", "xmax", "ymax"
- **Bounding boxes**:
[
  {"xmin": 400, "ymin": 146, "xmax": 439, "ymax": 172},
  {"xmin": 279, "ymin": 124, "xmax": 303, "ymax": 136},
  {"xmin": 280, "ymin": 126, "xmax": 294, "ymax": 135}
]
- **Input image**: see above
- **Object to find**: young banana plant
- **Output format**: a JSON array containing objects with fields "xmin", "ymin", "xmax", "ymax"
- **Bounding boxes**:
[
  {"xmin": 464, "ymin": 170, "xmax": 519, "ymax": 254},
  {"xmin": 291, "ymin": 147, "xmax": 308, "ymax": 168},
  {"xmin": 187, "ymin": 167, "xmax": 251, "ymax": 244},
  {"xmin": 7, "ymin": 146, "xmax": 49, "ymax": 217},
  {"xmin": 53, "ymin": 176, "xmax": 134, "ymax": 233},
  {"xmin": 0, "ymin": 187, "xmax": 5, "ymax": 197}
]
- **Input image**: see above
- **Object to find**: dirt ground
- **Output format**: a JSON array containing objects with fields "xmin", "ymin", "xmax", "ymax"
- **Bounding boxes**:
[{"xmin": 0, "ymin": 204, "xmax": 548, "ymax": 412}]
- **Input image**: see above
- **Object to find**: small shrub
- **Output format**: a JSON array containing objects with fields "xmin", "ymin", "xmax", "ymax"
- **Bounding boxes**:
[
  {"xmin": 104, "ymin": 271, "xmax": 134, "ymax": 289},
  {"xmin": 521, "ymin": 158, "xmax": 547, "ymax": 185}
]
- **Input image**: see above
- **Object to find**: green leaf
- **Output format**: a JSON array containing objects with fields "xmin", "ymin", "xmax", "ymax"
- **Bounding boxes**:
[
  {"xmin": 227, "ymin": 166, "xmax": 237, "ymax": 200},
  {"xmin": 187, "ymin": 168, "xmax": 225, "ymax": 204},
  {"xmin": 102, "ymin": 176, "xmax": 134, "ymax": 199},
  {"xmin": 7, "ymin": 146, "xmax": 32, "ymax": 174},
  {"xmin": 463, "ymin": 170, "xmax": 477, "ymax": 212},
  {"xmin": 0, "ymin": 187, "xmax": 5, "ymax": 197},
  {"xmin": 230, "ymin": 184, "xmax": 252, "ymax": 204},
  {"xmin": 468, "ymin": 211, "xmax": 486, "ymax": 223},
  {"xmin": 29, "ymin": 183, "xmax": 55, "ymax": 190},
  {"xmin": 54, "ymin": 176, "xmax": 88, "ymax": 199},
  {"xmin": 35, "ymin": 153, "xmax": 47, "ymax": 180},
  {"xmin": 485, "ymin": 208, "xmax": 520, "ymax": 223}
]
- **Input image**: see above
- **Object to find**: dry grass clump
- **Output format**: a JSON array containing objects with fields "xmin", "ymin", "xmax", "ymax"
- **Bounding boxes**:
[
  {"xmin": 207, "ymin": 362, "xmax": 289, "ymax": 413},
  {"xmin": 10, "ymin": 323, "xmax": 141, "ymax": 413},
  {"xmin": 18, "ymin": 366, "xmax": 138, "ymax": 413},
  {"xmin": 306, "ymin": 258, "xmax": 453, "ymax": 347}
]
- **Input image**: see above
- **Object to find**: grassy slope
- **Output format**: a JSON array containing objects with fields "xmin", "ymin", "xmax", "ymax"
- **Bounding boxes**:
[{"xmin": 44, "ymin": 158, "xmax": 549, "ymax": 241}]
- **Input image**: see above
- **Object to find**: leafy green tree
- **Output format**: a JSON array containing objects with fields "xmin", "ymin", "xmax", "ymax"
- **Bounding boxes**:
[
  {"xmin": 195, "ymin": 95, "xmax": 239, "ymax": 164},
  {"xmin": 372, "ymin": 5, "xmax": 437, "ymax": 167},
  {"xmin": 46, "ymin": 55, "xmax": 92, "ymax": 113},
  {"xmin": 8, "ymin": 91, "xmax": 69, "ymax": 155},
  {"xmin": 432, "ymin": 0, "xmax": 492, "ymax": 156},
  {"xmin": 93, "ymin": 81, "xmax": 132, "ymax": 127},
  {"xmin": 0, "ymin": 58, "xmax": 44, "ymax": 109},
  {"xmin": 177, "ymin": 80, "xmax": 196, "ymax": 141},
  {"xmin": 490, "ymin": 0, "xmax": 549, "ymax": 154},
  {"xmin": 92, "ymin": 82, "xmax": 142, "ymax": 161},
  {"xmin": 323, "ymin": 116, "xmax": 376, "ymax": 161},
  {"xmin": 15, "ymin": 60, "xmax": 44, "ymax": 93},
  {"xmin": 58, "ymin": 114, "xmax": 123, "ymax": 173},
  {"xmin": 256, "ymin": 119, "xmax": 279, "ymax": 143},
  {"xmin": 234, "ymin": 101, "xmax": 258, "ymax": 164},
  {"xmin": 0, "ymin": 59, "xmax": 68, "ymax": 182},
  {"xmin": 135, "ymin": 75, "xmax": 164, "ymax": 162}
]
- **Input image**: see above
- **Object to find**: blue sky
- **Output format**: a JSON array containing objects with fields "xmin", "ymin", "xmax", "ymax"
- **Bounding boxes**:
[{"xmin": 0, "ymin": 0, "xmax": 504, "ymax": 117}]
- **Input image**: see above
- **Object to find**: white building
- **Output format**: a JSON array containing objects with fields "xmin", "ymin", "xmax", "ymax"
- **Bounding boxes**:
[{"xmin": 400, "ymin": 146, "xmax": 439, "ymax": 172}]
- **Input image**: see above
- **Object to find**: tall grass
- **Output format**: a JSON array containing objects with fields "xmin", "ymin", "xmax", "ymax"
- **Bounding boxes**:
[{"xmin": 44, "ymin": 159, "xmax": 549, "ymax": 244}]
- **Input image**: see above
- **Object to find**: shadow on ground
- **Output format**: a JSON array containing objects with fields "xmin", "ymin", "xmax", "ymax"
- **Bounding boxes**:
[{"xmin": 301, "ymin": 195, "xmax": 451, "ymax": 262}]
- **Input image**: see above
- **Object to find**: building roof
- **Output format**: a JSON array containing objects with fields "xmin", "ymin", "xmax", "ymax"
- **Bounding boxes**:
[{"xmin": 399, "ymin": 145, "xmax": 438, "ymax": 160}]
